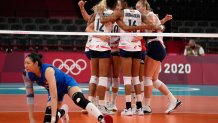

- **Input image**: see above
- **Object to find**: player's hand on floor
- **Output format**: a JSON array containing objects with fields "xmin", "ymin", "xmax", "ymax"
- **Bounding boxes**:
[{"xmin": 30, "ymin": 118, "xmax": 36, "ymax": 123}]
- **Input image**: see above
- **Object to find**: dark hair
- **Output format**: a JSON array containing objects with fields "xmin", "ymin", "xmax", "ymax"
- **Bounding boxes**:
[
  {"xmin": 125, "ymin": 0, "xmax": 135, "ymax": 8},
  {"xmin": 106, "ymin": 0, "xmax": 117, "ymax": 9},
  {"xmin": 26, "ymin": 52, "xmax": 43, "ymax": 67}
]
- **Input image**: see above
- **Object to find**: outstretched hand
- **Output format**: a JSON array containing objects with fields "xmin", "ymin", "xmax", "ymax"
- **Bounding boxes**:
[
  {"xmin": 78, "ymin": 0, "xmax": 86, "ymax": 8},
  {"xmin": 164, "ymin": 14, "xmax": 173, "ymax": 21}
]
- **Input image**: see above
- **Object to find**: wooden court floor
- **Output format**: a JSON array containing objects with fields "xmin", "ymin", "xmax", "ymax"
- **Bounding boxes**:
[{"xmin": 0, "ymin": 95, "xmax": 218, "ymax": 123}]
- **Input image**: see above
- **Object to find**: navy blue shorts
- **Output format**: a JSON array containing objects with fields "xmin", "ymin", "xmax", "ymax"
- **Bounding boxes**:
[
  {"xmin": 85, "ymin": 51, "xmax": 91, "ymax": 60},
  {"xmin": 90, "ymin": 50, "xmax": 111, "ymax": 58},
  {"xmin": 147, "ymin": 41, "xmax": 166, "ymax": 62},
  {"xmin": 140, "ymin": 51, "xmax": 147, "ymax": 64},
  {"xmin": 47, "ymin": 76, "xmax": 79, "ymax": 102},
  {"xmin": 119, "ymin": 49, "xmax": 141, "ymax": 59},
  {"xmin": 111, "ymin": 51, "xmax": 120, "ymax": 56}
]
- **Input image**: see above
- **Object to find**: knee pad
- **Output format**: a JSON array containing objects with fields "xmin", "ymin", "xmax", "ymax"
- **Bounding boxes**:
[
  {"xmin": 153, "ymin": 79, "xmax": 163, "ymax": 89},
  {"xmin": 112, "ymin": 78, "xmax": 120, "ymax": 88},
  {"xmin": 132, "ymin": 76, "xmax": 140, "ymax": 85},
  {"xmin": 144, "ymin": 77, "xmax": 153, "ymax": 86},
  {"xmin": 107, "ymin": 77, "xmax": 111, "ymax": 88},
  {"xmin": 43, "ymin": 106, "xmax": 65, "ymax": 123},
  {"xmin": 98, "ymin": 77, "xmax": 108, "ymax": 87},
  {"xmin": 43, "ymin": 106, "xmax": 60, "ymax": 123},
  {"xmin": 140, "ymin": 81, "xmax": 144, "ymax": 92},
  {"xmin": 43, "ymin": 106, "xmax": 59, "ymax": 123},
  {"xmin": 89, "ymin": 76, "xmax": 98, "ymax": 84},
  {"xmin": 43, "ymin": 106, "xmax": 51, "ymax": 123},
  {"xmin": 72, "ymin": 92, "xmax": 90, "ymax": 109},
  {"xmin": 123, "ymin": 76, "xmax": 131, "ymax": 85}
]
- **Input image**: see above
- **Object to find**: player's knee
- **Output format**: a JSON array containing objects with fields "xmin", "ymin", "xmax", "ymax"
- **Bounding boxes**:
[
  {"xmin": 72, "ymin": 92, "xmax": 90, "ymax": 109},
  {"xmin": 43, "ymin": 106, "xmax": 60, "ymax": 123},
  {"xmin": 140, "ymin": 81, "xmax": 144, "ymax": 92},
  {"xmin": 98, "ymin": 77, "xmax": 108, "ymax": 88},
  {"xmin": 43, "ymin": 106, "xmax": 51, "ymax": 123},
  {"xmin": 144, "ymin": 77, "xmax": 153, "ymax": 86},
  {"xmin": 153, "ymin": 79, "xmax": 163, "ymax": 89},
  {"xmin": 89, "ymin": 76, "xmax": 98, "ymax": 84},
  {"xmin": 132, "ymin": 76, "xmax": 140, "ymax": 85},
  {"xmin": 123, "ymin": 76, "xmax": 131, "ymax": 85},
  {"xmin": 112, "ymin": 78, "xmax": 120, "ymax": 88}
]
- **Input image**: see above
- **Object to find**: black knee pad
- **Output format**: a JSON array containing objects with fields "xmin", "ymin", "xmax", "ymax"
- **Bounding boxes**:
[
  {"xmin": 72, "ymin": 92, "xmax": 90, "ymax": 109},
  {"xmin": 43, "ymin": 106, "xmax": 51, "ymax": 123},
  {"xmin": 43, "ymin": 106, "xmax": 60, "ymax": 123}
]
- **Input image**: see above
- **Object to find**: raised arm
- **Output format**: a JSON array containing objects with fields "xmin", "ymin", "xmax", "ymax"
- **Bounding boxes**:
[
  {"xmin": 23, "ymin": 71, "xmax": 35, "ymax": 123},
  {"xmin": 78, "ymin": 0, "xmax": 90, "ymax": 22},
  {"xmin": 160, "ymin": 14, "xmax": 173, "ymax": 25},
  {"xmin": 142, "ymin": 13, "xmax": 165, "ymax": 31},
  {"xmin": 45, "ymin": 67, "xmax": 58, "ymax": 123}
]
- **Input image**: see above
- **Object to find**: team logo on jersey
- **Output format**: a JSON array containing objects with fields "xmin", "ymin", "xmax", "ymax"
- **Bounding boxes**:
[{"xmin": 52, "ymin": 59, "xmax": 87, "ymax": 75}]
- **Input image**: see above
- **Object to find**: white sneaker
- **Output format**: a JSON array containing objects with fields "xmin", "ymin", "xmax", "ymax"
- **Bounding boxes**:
[
  {"xmin": 165, "ymin": 99, "xmax": 182, "ymax": 114},
  {"xmin": 132, "ymin": 105, "xmax": 137, "ymax": 115},
  {"xmin": 107, "ymin": 103, "xmax": 118, "ymax": 112},
  {"xmin": 98, "ymin": 105, "xmax": 115, "ymax": 115},
  {"xmin": 105, "ymin": 102, "xmax": 111, "ymax": 110},
  {"xmin": 136, "ymin": 108, "xmax": 144, "ymax": 115},
  {"xmin": 121, "ymin": 108, "xmax": 133, "ymax": 116},
  {"xmin": 60, "ymin": 104, "xmax": 69, "ymax": 123},
  {"xmin": 143, "ymin": 105, "xmax": 152, "ymax": 114}
]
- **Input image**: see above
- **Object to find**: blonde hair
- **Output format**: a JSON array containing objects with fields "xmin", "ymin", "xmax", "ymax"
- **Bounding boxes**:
[
  {"xmin": 92, "ymin": 0, "xmax": 106, "ymax": 13},
  {"xmin": 139, "ymin": 0, "xmax": 152, "ymax": 11}
]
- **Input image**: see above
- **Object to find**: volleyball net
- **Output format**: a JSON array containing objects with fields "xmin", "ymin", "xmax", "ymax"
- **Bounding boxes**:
[{"xmin": 0, "ymin": 29, "xmax": 218, "ymax": 53}]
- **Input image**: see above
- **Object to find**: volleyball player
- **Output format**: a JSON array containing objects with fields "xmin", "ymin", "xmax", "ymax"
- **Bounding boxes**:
[
  {"xmin": 85, "ymin": 0, "xmax": 118, "ymax": 114},
  {"xmin": 23, "ymin": 53, "xmax": 113, "ymax": 123},
  {"xmin": 98, "ymin": 0, "xmax": 147, "ymax": 116},
  {"xmin": 106, "ymin": 0, "xmax": 123, "ymax": 112},
  {"xmin": 136, "ymin": 0, "xmax": 182, "ymax": 114},
  {"xmin": 78, "ymin": 1, "xmax": 99, "ymax": 114}
]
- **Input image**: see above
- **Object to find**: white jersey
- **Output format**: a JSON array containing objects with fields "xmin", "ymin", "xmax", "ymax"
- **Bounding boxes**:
[
  {"xmin": 85, "ymin": 36, "xmax": 92, "ymax": 52},
  {"xmin": 119, "ymin": 9, "xmax": 142, "ymax": 51},
  {"xmin": 89, "ymin": 9, "xmax": 114, "ymax": 51},
  {"xmin": 110, "ymin": 22, "xmax": 120, "ymax": 52},
  {"xmin": 145, "ymin": 11, "xmax": 165, "ymax": 47}
]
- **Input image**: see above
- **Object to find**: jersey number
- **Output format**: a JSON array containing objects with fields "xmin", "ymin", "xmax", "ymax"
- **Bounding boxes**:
[
  {"xmin": 128, "ymin": 19, "xmax": 137, "ymax": 26},
  {"xmin": 113, "ymin": 25, "xmax": 119, "ymax": 33},
  {"xmin": 128, "ymin": 19, "xmax": 137, "ymax": 32},
  {"xmin": 96, "ymin": 19, "xmax": 104, "ymax": 32}
]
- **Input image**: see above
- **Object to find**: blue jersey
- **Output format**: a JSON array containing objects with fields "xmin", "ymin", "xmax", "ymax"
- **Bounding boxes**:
[{"xmin": 25, "ymin": 63, "xmax": 78, "ymax": 101}]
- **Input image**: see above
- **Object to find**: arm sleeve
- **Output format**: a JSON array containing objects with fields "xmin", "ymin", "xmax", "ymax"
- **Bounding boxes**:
[{"xmin": 22, "ymin": 71, "xmax": 34, "ymax": 104}]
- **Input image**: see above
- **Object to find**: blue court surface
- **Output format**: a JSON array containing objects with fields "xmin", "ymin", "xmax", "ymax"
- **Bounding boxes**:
[{"xmin": 0, "ymin": 83, "xmax": 218, "ymax": 96}]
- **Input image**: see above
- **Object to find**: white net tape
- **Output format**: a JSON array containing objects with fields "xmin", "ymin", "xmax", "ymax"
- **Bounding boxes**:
[{"xmin": 0, "ymin": 30, "xmax": 218, "ymax": 38}]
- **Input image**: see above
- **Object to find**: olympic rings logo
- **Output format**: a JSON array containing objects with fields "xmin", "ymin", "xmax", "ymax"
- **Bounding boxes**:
[{"xmin": 52, "ymin": 59, "xmax": 87, "ymax": 75}]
